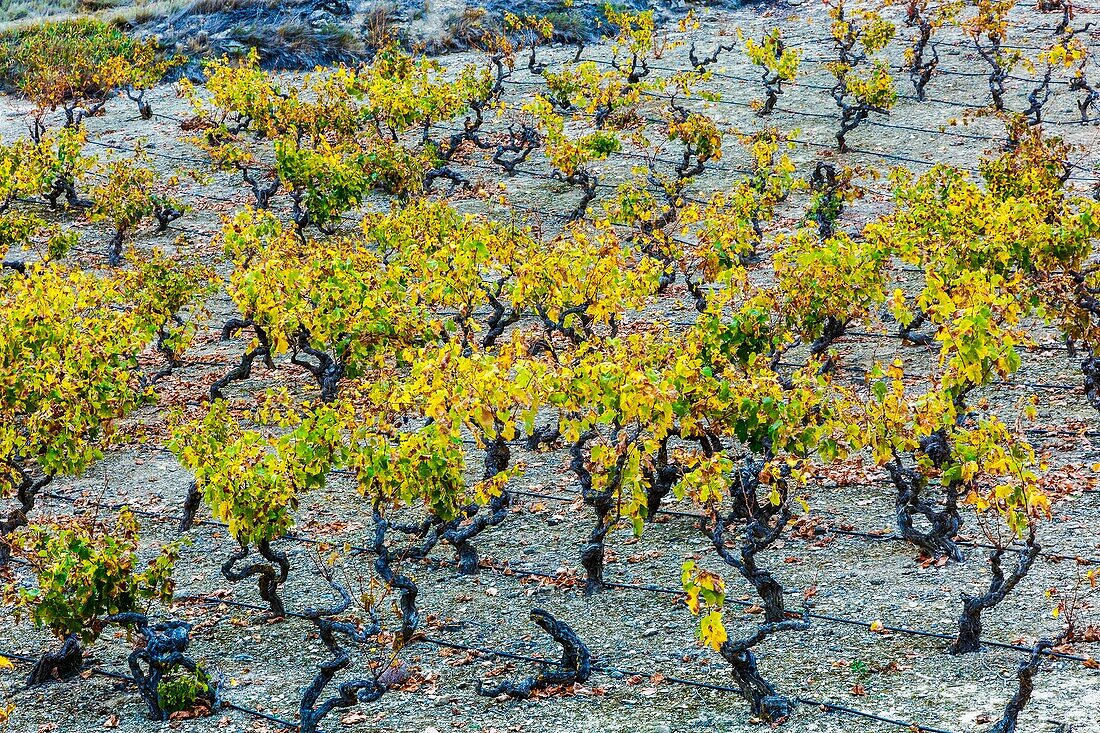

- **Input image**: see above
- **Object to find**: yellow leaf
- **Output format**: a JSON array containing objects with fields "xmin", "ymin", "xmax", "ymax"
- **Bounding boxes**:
[{"xmin": 700, "ymin": 611, "xmax": 727, "ymax": 651}]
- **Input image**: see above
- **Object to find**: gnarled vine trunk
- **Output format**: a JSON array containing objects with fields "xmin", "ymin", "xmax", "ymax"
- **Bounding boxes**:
[
  {"xmin": 707, "ymin": 507, "xmax": 790, "ymax": 623},
  {"xmin": 951, "ymin": 536, "xmax": 1040, "ymax": 654},
  {"xmin": 887, "ymin": 455, "xmax": 963, "ymax": 562},
  {"xmin": 717, "ymin": 610, "xmax": 809, "ymax": 723},
  {"xmin": 299, "ymin": 581, "xmax": 384, "ymax": 733},
  {"xmin": 28, "ymin": 634, "xmax": 83, "ymax": 686},
  {"xmin": 222, "ymin": 540, "xmax": 289, "ymax": 618},
  {"xmin": 987, "ymin": 639, "xmax": 1052, "ymax": 733},
  {"xmin": 476, "ymin": 609, "xmax": 591, "ymax": 699}
]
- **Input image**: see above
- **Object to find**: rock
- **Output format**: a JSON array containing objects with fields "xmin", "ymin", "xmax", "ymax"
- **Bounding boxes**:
[{"xmin": 642, "ymin": 627, "xmax": 659, "ymax": 638}]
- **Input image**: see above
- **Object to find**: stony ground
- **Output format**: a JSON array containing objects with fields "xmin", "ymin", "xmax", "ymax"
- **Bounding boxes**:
[{"xmin": 3, "ymin": 1, "xmax": 1100, "ymax": 732}]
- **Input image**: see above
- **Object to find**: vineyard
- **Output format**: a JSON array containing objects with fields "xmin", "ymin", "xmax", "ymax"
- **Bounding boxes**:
[{"xmin": 1, "ymin": 0, "xmax": 1100, "ymax": 731}]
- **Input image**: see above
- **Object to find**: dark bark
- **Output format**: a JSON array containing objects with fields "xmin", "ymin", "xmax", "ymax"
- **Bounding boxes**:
[
  {"xmin": 290, "ymin": 330, "xmax": 347, "ymax": 402},
  {"xmin": 579, "ymin": 502, "xmax": 613, "ymax": 594},
  {"xmin": 898, "ymin": 308, "xmax": 934, "ymax": 345},
  {"xmin": 1072, "ymin": 76, "xmax": 1100, "ymax": 123},
  {"xmin": 888, "ymin": 456, "xmax": 963, "ymax": 562},
  {"xmin": 1024, "ymin": 67, "xmax": 1053, "ymax": 126},
  {"xmin": 717, "ymin": 609, "xmax": 809, "ymax": 722},
  {"xmin": 441, "ymin": 433, "xmax": 512, "ymax": 574},
  {"xmin": 107, "ymin": 228, "xmax": 126, "ymax": 267},
  {"xmin": 835, "ymin": 105, "xmax": 870, "ymax": 153},
  {"xmin": 29, "ymin": 116, "xmax": 46, "ymax": 145},
  {"xmin": 436, "ymin": 54, "xmax": 510, "ymax": 164},
  {"xmin": 44, "ymin": 175, "xmax": 91, "ymax": 210},
  {"xmin": 27, "ymin": 634, "xmax": 83, "ymax": 686},
  {"xmin": 558, "ymin": 169, "xmax": 599, "ymax": 222},
  {"xmin": 724, "ymin": 454, "xmax": 772, "ymax": 522},
  {"xmin": 144, "ymin": 315, "xmax": 186, "ymax": 387},
  {"xmin": 688, "ymin": 42, "xmax": 736, "ymax": 73},
  {"xmin": 808, "ymin": 162, "xmax": 842, "ymax": 239},
  {"xmin": 442, "ymin": 491, "xmax": 511, "ymax": 575},
  {"xmin": 809, "ymin": 314, "xmax": 848, "ymax": 369},
  {"xmin": 480, "ymin": 289, "xmax": 521, "ymax": 349},
  {"xmin": 126, "ymin": 87, "xmax": 153, "ymax": 120},
  {"xmin": 423, "ymin": 166, "xmax": 470, "ymax": 193},
  {"xmin": 108, "ymin": 613, "xmax": 217, "ymax": 720},
  {"xmin": 987, "ymin": 639, "xmax": 1052, "ymax": 733},
  {"xmin": 665, "ymin": 100, "xmax": 711, "ymax": 184},
  {"xmin": 0, "ymin": 469, "xmax": 53, "ymax": 564},
  {"xmin": 1082, "ymin": 355, "xmax": 1100, "ymax": 412},
  {"xmin": 476, "ymin": 609, "xmax": 592, "ymax": 699},
  {"xmin": 973, "ymin": 37, "xmax": 1009, "ymax": 111},
  {"xmin": 221, "ymin": 540, "xmax": 289, "ymax": 618},
  {"xmin": 642, "ymin": 436, "xmax": 683, "ymax": 517},
  {"xmin": 179, "ymin": 481, "xmax": 202, "ymax": 532},
  {"xmin": 612, "ymin": 51, "xmax": 649, "ymax": 85},
  {"xmin": 153, "ymin": 201, "xmax": 183, "ymax": 233},
  {"xmin": 210, "ymin": 320, "xmax": 274, "ymax": 400},
  {"xmin": 239, "ymin": 165, "xmax": 279, "ymax": 209},
  {"xmin": 369, "ymin": 504, "xmax": 440, "ymax": 642},
  {"xmin": 829, "ymin": 9, "xmax": 890, "ymax": 152},
  {"xmin": 299, "ymin": 582, "xmax": 384, "ymax": 733},
  {"xmin": 64, "ymin": 99, "xmax": 106, "ymax": 128},
  {"xmin": 951, "ymin": 535, "xmax": 1040, "ymax": 654},
  {"xmin": 905, "ymin": 2, "xmax": 939, "ymax": 101},
  {"xmin": 525, "ymin": 422, "xmax": 561, "ymax": 452},
  {"xmin": 570, "ymin": 434, "xmax": 621, "ymax": 594},
  {"xmin": 491, "ymin": 123, "xmax": 540, "ymax": 174},
  {"xmin": 707, "ymin": 506, "xmax": 790, "ymax": 623}
]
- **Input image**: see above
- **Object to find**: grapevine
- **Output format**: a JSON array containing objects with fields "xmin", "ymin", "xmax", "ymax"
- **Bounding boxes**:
[{"xmin": 1, "ymin": 4, "xmax": 1099, "ymax": 733}]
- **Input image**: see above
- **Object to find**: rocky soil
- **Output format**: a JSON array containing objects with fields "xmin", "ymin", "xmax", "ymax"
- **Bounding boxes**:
[{"xmin": 2, "ymin": 1, "xmax": 1100, "ymax": 732}]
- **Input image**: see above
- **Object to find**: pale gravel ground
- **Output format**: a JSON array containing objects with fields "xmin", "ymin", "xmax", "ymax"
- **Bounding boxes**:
[{"xmin": 3, "ymin": 1, "xmax": 1100, "ymax": 732}]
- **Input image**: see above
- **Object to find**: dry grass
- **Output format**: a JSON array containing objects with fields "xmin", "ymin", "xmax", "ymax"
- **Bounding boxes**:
[
  {"xmin": 180, "ymin": 0, "xmax": 263, "ymax": 17},
  {"xmin": 0, "ymin": 0, "xmax": 78, "ymax": 23},
  {"xmin": 439, "ymin": 7, "xmax": 493, "ymax": 50},
  {"xmin": 0, "ymin": 0, "xmax": 266, "ymax": 30},
  {"xmin": 0, "ymin": 0, "xmax": 187, "ymax": 29},
  {"xmin": 363, "ymin": 0, "xmax": 397, "ymax": 49}
]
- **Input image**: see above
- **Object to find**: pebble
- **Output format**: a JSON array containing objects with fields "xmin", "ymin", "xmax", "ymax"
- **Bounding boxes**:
[{"xmin": 642, "ymin": 627, "xmax": 660, "ymax": 638}]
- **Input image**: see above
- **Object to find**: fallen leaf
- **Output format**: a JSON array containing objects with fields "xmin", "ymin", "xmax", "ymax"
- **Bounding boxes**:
[{"xmin": 341, "ymin": 712, "xmax": 369, "ymax": 724}]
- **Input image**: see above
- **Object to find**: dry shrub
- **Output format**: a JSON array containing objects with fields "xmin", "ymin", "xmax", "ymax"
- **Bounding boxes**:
[
  {"xmin": 183, "ymin": 0, "xmax": 261, "ymax": 16},
  {"xmin": 363, "ymin": 0, "xmax": 397, "ymax": 49}
]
